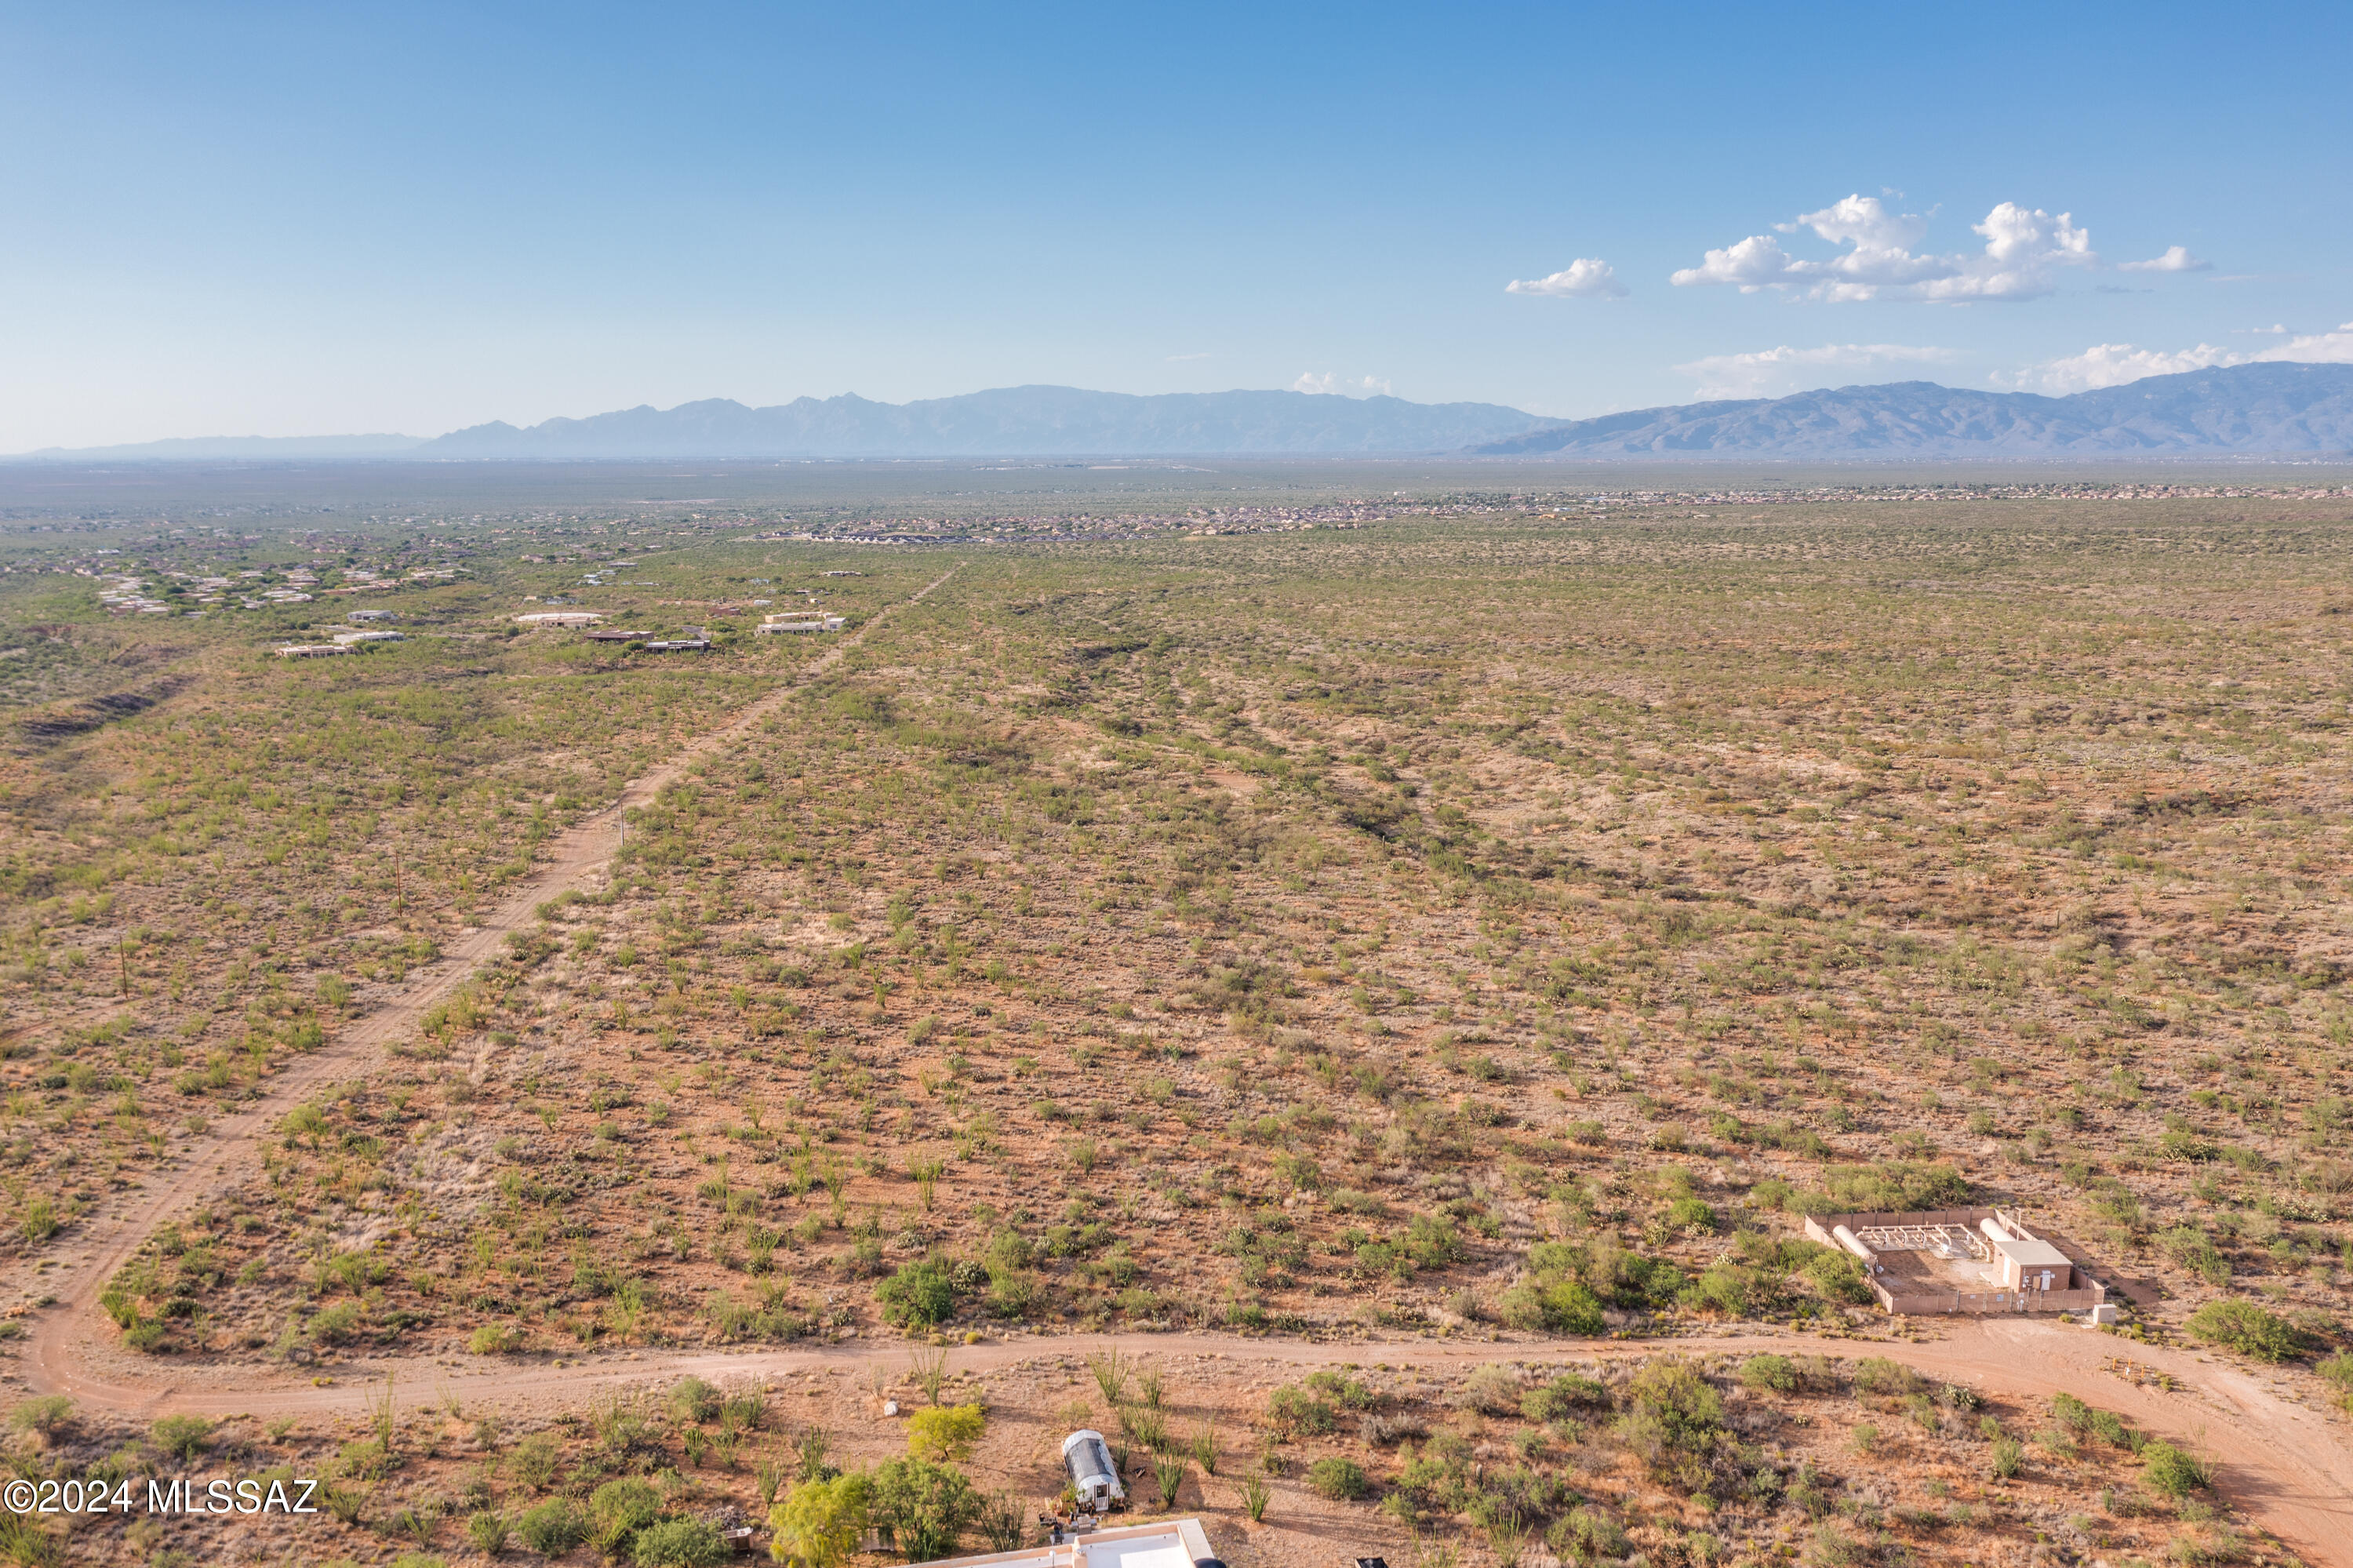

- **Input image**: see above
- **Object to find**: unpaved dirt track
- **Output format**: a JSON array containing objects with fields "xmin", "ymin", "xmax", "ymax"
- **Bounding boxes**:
[
  {"xmin": 15, "ymin": 557, "xmax": 2353, "ymax": 1564},
  {"xmin": 13, "ymin": 566, "xmax": 960, "ymax": 1413}
]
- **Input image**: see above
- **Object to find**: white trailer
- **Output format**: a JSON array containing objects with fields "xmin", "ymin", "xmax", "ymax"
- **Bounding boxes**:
[{"xmin": 1061, "ymin": 1429, "xmax": 1125, "ymax": 1513}]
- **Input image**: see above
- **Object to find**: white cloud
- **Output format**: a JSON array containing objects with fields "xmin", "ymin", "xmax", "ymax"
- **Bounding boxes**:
[
  {"xmin": 2118, "ymin": 245, "xmax": 2209, "ymax": 273},
  {"xmin": 1673, "ymin": 342, "xmax": 1958, "ymax": 399},
  {"xmin": 1292, "ymin": 372, "xmax": 1395, "ymax": 397},
  {"xmin": 2260, "ymin": 322, "xmax": 2353, "ymax": 364},
  {"xmin": 1784, "ymin": 193, "xmax": 1926, "ymax": 252},
  {"xmin": 2244, "ymin": 323, "xmax": 2289, "ymax": 335},
  {"xmin": 1669, "ymin": 235, "xmax": 1798, "ymax": 293},
  {"xmin": 2004, "ymin": 322, "xmax": 2353, "ymax": 393},
  {"xmin": 1505, "ymin": 258, "xmax": 1627, "ymax": 299},
  {"xmin": 2007, "ymin": 343, "xmax": 2238, "ymax": 394},
  {"xmin": 1672, "ymin": 194, "xmax": 2167, "ymax": 303}
]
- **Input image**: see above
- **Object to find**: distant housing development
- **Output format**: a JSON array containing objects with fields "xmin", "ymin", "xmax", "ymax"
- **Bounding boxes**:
[{"xmin": 513, "ymin": 611, "xmax": 602, "ymax": 627}]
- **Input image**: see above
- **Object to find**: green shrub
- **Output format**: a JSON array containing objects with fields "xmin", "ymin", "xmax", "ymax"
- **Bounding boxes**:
[
  {"xmin": 1498, "ymin": 1277, "xmax": 1605, "ymax": 1334},
  {"xmin": 2161, "ymin": 1225, "xmax": 2230, "ymax": 1286},
  {"xmin": 876, "ymin": 1260, "xmax": 957, "ymax": 1327},
  {"xmin": 310, "ymin": 1301, "xmax": 363, "ymax": 1344},
  {"xmin": 1307, "ymin": 1457, "xmax": 1369, "ymax": 1501},
  {"xmin": 1802, "ymin": 1250, "xmax": 1873, "ymax": 1304},
  {"xmin": 151, "ymin": 1414, "xmax": 212, "ymax": 1461},
  {"xmin": 1686, "ymin": 1261, "xmax": 1762, "ymax": 1316},
  {"xmin": 669, "ymin": 1376, "xmax": 722, "ymax": 1424},
  {"xmin": 2185, "ymin": 1299, "xmax": 2300, "ymax": 1362},
  {"xmin": 1850, "ymin": 1358, "xmax": 1926, "ymax": 1398},
  {"xmin": 2049, "ymin": 1390, "xmax": 2134, "ymax": 1446},
  {"xmin": 509, "ymin": 1432, "xmax": 562, "ymax": 1490},
  {"xmin": 1460, "ymin": 1363, "xmax": 1522, "ymax": 1413},
  {"xmin": 468, "ymin": 1322, "xmax": 523, "ymax": 1355},
  {"xmin": 1800, "ymin": 1162, "xmax": 1969, "ymax": 1213},
  {"xmin": 1738, "ymin": 1355, "xmax": 1797, "ymax": 1393},
  {"xmin": 517, "ymin": 1497, "xmax": 587, "ymax": 1555},
  {"xmin": 590, "ymin": 1477, "xmax": 663, "ymax": 1551},
  {"xmin": 1551, "ymin": 1505, "xmax": 1630, "ymax": 1559},
  {"xmin": 1616, "ymin": 1356, "xmax": 1722, "ymax": 1490},
  {"xmin": 8, "ymin": 1396, "xmax": 71, "ymax": 1435},
  {"xmin": 1664, "ymin": 1196, "xmax": 1716, "ymax": 1234},
  {"xmin": 1152, "ymin": 1453, "xmax": 1188, "ymax": 1509},
  {"xmin": 631, "ymin": 1516, "xmax": 731, "ymax": 1567},
  {"xmin": 2140, "ymin": 1441, "xmax": 2213, "ymax": 1499},
  {"xmin": 1523, "ymin": 1372, "xmax": 1609, "ymax": 1421},
  {"xmin": 1267, "ymin": 1385, "xmax": 1338, "ymax": 1436},
  {"xmin": 465, "ymin": 1512, "xmax": 510, "ymax": 1555}
]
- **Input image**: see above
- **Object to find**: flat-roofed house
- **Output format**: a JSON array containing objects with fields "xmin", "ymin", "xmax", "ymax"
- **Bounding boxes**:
[{"xmin": 1978, "ymin": 1217, "xmax": 2075, "ymax": 1293}]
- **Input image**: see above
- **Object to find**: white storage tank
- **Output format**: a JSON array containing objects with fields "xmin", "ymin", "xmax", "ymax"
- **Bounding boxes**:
[{"xmin": 1062, "ymin": 1429, "xmax": 1125, "ymax": 1512}]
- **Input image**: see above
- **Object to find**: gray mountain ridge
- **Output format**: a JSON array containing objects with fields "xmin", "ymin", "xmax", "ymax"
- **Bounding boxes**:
[
  {"xmin": 1475, "ymin": 362, "xmax": 2353, "ymax": 457},
  {"xmin": 12, "ymin": 362, "xmax": 2351, "ymax": 462},
  {"xmin": 7, "ymin": 433, "xmax": 427, "ymax": 462},
  {"xmin": 416, "ymin": 384, "xmax": 1553, "ymax": 457}
]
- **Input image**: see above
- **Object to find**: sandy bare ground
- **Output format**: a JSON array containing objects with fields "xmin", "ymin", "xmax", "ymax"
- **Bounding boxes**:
[{"xmin": 12, "ymin": 558, "xmax": 2353, "ymax": 1565}]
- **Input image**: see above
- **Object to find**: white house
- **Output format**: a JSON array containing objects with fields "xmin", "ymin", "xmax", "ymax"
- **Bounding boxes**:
[{"xmin": 1977, "ymin": 1217, "xmax": 2075, "ymax": 1293}]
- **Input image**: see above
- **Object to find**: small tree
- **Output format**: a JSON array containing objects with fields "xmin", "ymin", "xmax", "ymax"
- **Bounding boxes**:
[
  {"xmin": 871, "ymin": 1457, "xmax": 977, "ymax": 1563},
  {"xmin": 976, "ymin": 1490, "xmax": 1026, "ymax": 1552},
  {"xmin": 907, "ymin": 1404, "xmax": 986, "ymax": 1463},
  {"xmin": 769, "ymin": 1472, "xmax": 872, "ymax": 1568}
]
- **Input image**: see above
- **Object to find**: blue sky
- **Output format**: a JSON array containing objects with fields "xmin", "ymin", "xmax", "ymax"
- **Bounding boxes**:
[{"xmin": 4, "ymin": 0, "xmax": 2349, "ymax": 446}]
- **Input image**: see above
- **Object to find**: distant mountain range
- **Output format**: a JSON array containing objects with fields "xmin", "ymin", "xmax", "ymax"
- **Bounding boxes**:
[
  {"xmin": 417, "ymin": 385, "xmax": 1549, "ymax": 457},
  {"xmin": 9, "ymin": 433, "xmax": 427, "ymax": 461},
  {"xmin": 10, "ymin": 363, "xmax": 2351, "ymax": 462},
  {"xmin": 1473, "ymin": 362, "xmax": 2353, "ymax": 457}
]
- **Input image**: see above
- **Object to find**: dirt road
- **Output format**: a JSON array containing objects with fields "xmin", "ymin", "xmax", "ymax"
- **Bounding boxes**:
[{"xmin": 26, "ymin": 1319, "xmax": 2353, "ymax": 1563}]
